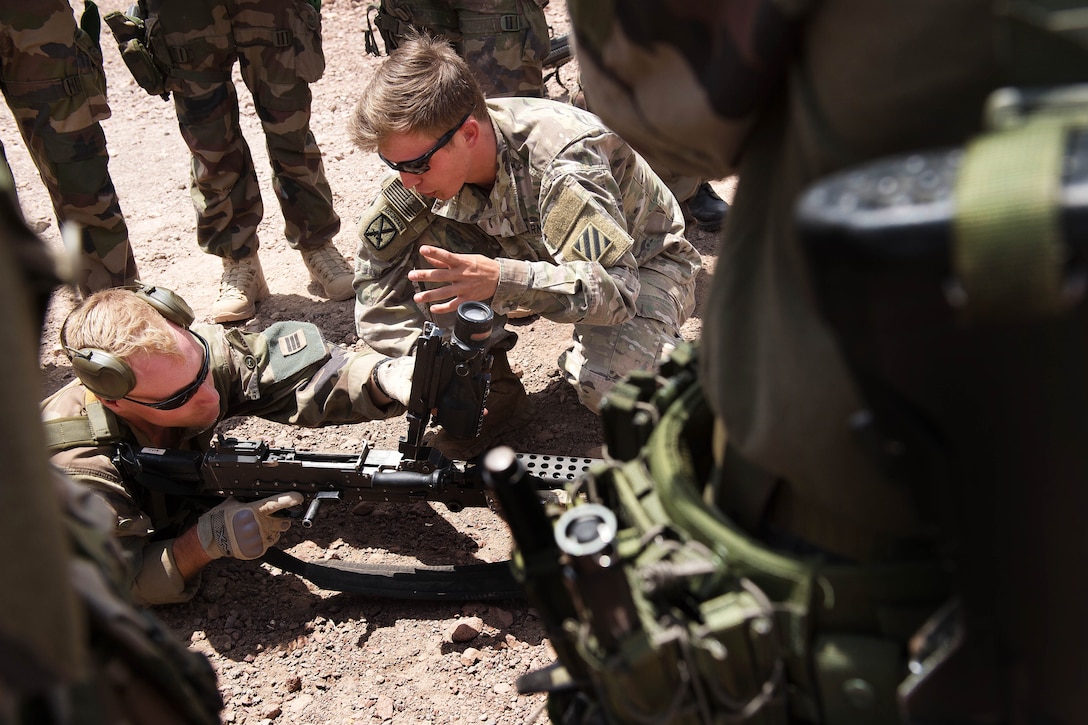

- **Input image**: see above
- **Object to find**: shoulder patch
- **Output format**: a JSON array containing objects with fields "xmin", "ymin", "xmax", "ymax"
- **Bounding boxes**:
[
  {"xmin": 365, "ymin": 212, "xmax": 400, "ymax": 250},
  {"xmin": 544, "ymin": 179, "xmax": 633, "ymax": 267},
  {"xmin": 570, "ymin": 223, "xmax": 614, "ymax": 263},
  {"xmin": 357, "ymin": 175, "xmax": 434, "ymax": 261}
]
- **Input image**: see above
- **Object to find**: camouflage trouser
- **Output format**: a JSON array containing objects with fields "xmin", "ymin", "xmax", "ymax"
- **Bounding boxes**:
[
  {"xmin": 144, "ymin": 0, "xmax": 339, "ymax": 259},
  {"xmin": 0, "ymin": 0, "xmax": 138, "ymax": 295},
  {"xmin": 376, "ymin": 0, "xmax": 550, "ymax": 98},
  {"xmin": 355, "ymin": 215, "xmax": 686, "ymax": 413}
]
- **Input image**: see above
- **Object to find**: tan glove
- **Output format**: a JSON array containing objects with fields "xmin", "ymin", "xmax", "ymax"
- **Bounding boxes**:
[
  {"xmin": 373, "ymin": 356, "xmax": 415, "ymax": 406},
  {"xmin": 196, "ymin": 493, "xmax": 304, "ymax": 561}
]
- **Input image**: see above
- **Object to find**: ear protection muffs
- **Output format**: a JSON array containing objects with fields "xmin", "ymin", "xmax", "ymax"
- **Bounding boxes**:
[{"xmin": 62, "ymin": 282, "xmax": 196, "ymax": 400}]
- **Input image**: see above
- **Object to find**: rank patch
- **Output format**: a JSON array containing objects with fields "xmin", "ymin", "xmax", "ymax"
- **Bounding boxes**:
[{"xmin": 277, "ymin": 329, "xmax": 308, "ymax": 356}]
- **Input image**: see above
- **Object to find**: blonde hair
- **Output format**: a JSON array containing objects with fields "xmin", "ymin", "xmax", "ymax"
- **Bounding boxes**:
[
  {"xmin": 61, "ymin": 288, "xmax": 183, "ymax": 362},
  {"xmin": 348, "ymin": 33, "xmax": 486, "ymax": 151}
]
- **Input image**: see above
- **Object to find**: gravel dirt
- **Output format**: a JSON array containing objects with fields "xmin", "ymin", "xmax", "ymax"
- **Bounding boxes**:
[{"xmin": 13, "ymin": 2, "xmax": 731, "ymax": 722}]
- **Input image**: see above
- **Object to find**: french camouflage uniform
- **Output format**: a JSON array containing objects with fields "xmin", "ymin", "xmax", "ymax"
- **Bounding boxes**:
[
  {"xmin": 41, "ymin": 322, "xmax": 401, "ymax": 605},
  {"xmin": 141, "ymin": 0, "xmax": 339, "ymax": 259},
  {"xmin": 354, "ymin": 97, "xmax": 701, "ymax": 412},
  {"xmin": 527, "ymin": 1, "xmax": 1088, "ymax": 723},
  {"xmin": 0, "ymin": 0, "xmax": 138, "ymax": 295},
  {"xmin": 373, "ymin": 0, "xmax": 550, "ymax": 97},
  {"xmin": 0, "ymin": 147, "xmax": 221, "ymax": 723}
]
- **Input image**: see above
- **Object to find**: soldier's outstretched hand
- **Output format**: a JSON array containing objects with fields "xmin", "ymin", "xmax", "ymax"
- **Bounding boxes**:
[{"xmin": 409, "ymin": 245, "xmax": 500, "ymax": 315}]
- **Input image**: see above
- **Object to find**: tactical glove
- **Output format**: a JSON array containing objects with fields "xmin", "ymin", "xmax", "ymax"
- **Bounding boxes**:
[
  {"xmin": 196, "ymin": 493, "xmax": 304, "ymax": 561},
  {"xmin": 373, "ymin": 356, "xmax": 414, "ymax": 407}
]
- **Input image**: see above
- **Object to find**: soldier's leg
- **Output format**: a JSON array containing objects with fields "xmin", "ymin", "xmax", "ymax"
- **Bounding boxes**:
[
  {"xmin": 559, "ymin": 315, "xmax": 682, "ymax": 413},
  {"xmin": 0, "ymin": 0, "xmax": 138, "ymax": 295},
  {"xmin": 173, "ymin": 83, "xmax": 264, "ymax": 258},
  {"xmin": 233, "ymin": 0, "xmax": 352, "ymax": 300},
  {"xmin": 146, "ymin": 0, "xmax": 270, "ymax": 321},
  {"xmin": 455, "ymin": 0, "xmax": 549, "ymax": 98},
  {"xmin": 666, "ymin": 173, "xmax": 729, "ymax": 233},
  {"xmin": 147, "ymin": 0, "xmax": 261, "ymax": 259}
]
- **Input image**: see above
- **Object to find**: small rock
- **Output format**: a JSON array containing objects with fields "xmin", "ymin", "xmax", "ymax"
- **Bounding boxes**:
[
  {"xmin": 488, "ymin": 607, "xmax": 514, "ymax": 629},
  {"xmin": 375, "ymin": 694, "xmax": 395, "ymax": 719},
  {"xmin": 448, "ymin": 616, "xmax": 484, "ymax": 643},
  {"xmin": 285, "ymin": 675, "xmax": 302, "ymax": 693},
  {"xmin": 460, "ymin": 647, "xmax": 481, "ymax": 666}
]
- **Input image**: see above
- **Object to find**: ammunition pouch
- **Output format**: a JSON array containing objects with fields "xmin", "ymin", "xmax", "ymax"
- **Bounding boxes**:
[
  {"xmin": 104, "ymin": 10, "xmax": 168, "ymax": 99},
  {"xmin": 514, "ymin": 344, "xmax": 949, "ymax": 724}
]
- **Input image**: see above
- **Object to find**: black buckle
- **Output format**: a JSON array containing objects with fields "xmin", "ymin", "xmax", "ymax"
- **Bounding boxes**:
[
  {"xmin": 499, "ymin": 14, "xmax": 521, "ymax": 32},
  {"xmin": 62, "ymin": 76, "xmax": 82, "ymax": 96}
]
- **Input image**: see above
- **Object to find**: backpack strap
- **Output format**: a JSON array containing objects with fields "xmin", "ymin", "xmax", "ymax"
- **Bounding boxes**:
[{"xmin": 43, "ymin": 393, "xmax": 126, "ymax": 453}]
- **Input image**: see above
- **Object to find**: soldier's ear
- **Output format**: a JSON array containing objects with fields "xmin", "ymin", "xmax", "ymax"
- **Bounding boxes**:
[{"xmin": 460, "ymin": 117, "xmax": 482, "ymax": 147}]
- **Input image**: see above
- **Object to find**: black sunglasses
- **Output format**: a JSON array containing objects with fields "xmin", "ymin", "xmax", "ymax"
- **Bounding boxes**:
[
  {"xmin": 378, "ymin": 111, "xmax": 472, "ymax": 175},
  {"xmin": 122, "ymin": 331, "xmax": 211, "ymax": 411}
]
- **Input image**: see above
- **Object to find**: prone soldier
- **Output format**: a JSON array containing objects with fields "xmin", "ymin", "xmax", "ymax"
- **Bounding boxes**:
[
  {"xmin": 0, "ymin": 142, "xmax": 221, "ymax": 724},
  {"xmin": 41, "ymin": 284, "xmax": 415, "ymax": 605}
]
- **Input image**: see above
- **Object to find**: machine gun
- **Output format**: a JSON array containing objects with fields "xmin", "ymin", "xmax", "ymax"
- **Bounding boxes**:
[
  {"xmin": 543, "ymin": 33, "xmax": 573, "ymax": 92},
  {"xmin": 114, "ymin": 302, "xmax": 600, "ymax": 599}
]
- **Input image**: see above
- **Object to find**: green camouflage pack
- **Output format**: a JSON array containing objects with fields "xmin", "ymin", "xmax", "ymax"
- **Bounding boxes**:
[{"xmin": 372, "ymin": 0, "xmax": 550, "ymax": 97}]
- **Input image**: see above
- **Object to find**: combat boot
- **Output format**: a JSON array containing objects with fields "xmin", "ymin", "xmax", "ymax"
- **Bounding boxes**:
[
  {"xmin": 211, "ymin": 254, "xmax": 270, "ymax": 323},
  {"xmin": 682, "ymin": 182, "xmax": 730, "ymax": 232},
  {"xmin": 301, "ymin": 242, "xmax": 355, "ymax": 301},
  {"xmin": 429, "ymin": 349, "xmax": 533, "ymax": 461}
]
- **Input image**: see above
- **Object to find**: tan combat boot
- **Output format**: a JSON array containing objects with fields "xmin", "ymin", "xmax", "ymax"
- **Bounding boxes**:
[
  {"xmin": 429, "ymin": 349, "xmax": 533, "ymax": 461},
  {"xmin": 210, "ymin": 254, "xmax": 270, "ymax": 323},
  {"xmin": 301, "ymin": 242, "xmax": 354, "ymax": 301}
]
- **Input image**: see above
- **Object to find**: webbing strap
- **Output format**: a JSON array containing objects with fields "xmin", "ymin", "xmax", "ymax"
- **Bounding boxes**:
[
  {"xmin": 167, "ymin": 67, "xmax": 232, "ymax": 84},
  {"xmin": 952, "ymin": 116, "xmax": 1068, "ymax": 322},
  {"xmin": 460, "ymin": 14, "xmax": 523, "ymax": 36},
  {"xmin": 43, "ymin": 398, "xmax": 124, "ymax": 452}
]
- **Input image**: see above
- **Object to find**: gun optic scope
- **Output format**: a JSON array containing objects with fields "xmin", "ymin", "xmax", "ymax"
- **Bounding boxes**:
[{"xmin": 453, "ymin": 301, "xmax": 494, "ymax": 346}]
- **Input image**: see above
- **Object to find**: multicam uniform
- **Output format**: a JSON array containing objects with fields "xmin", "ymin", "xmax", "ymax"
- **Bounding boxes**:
[
  {"xmin": 373, "ymin": 0, "xmax": 550, "ymax": 97},
  {"xmin": 140, "ymin": 0, "xmax": 339, "ymax": 259},
  {"xmin": 0, "ymin": 0, "xmax": 138, "ymax": 295},
  {"xmin": 354, "ymin": 97, "xmax": 701, "ymax": 412},
  {"xmin": 42, "ymin": 322, "xmax": 399, "ymax": 605}
]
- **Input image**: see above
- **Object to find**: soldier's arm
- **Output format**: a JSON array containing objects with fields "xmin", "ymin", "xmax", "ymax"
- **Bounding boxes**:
[
  {"xmin": 216, "ymin": 323, "xmax": 408, "ymax": 428},
  {"xmin": 354, "ymin": 176, "xmax": 435, "ymax": 355},
  {"xmin": 494, "ymin": 167, "xmax": 641, "ymax": 325}
]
